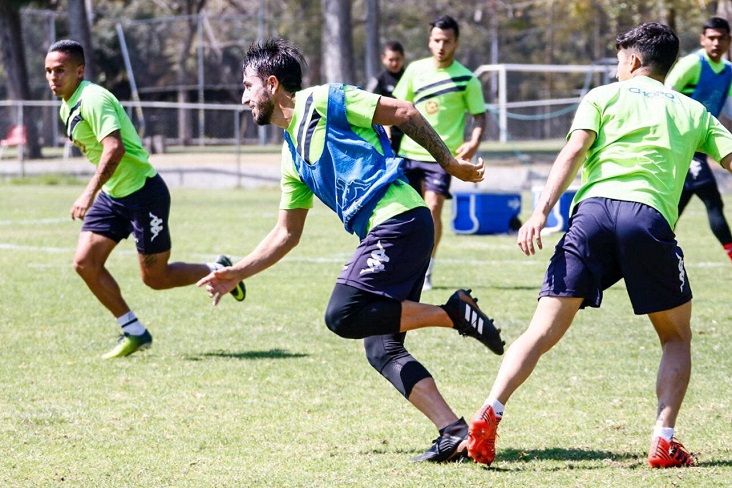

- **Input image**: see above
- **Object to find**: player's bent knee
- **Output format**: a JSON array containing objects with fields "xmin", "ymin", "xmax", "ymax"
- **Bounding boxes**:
[
  {"xmin": 72, "ymin": 256, "xmax": 97, "ymax": 278},
  {"xmin": 324, "ymin": 284, "xmax": 402, "ymax": 339},
  {"xmin": 324, "ymin": 303, "xmax": 365, "ymax": 339},
  {"xmin": 141, "ymin": 272, "xmax": 169, "ymax": 290}
]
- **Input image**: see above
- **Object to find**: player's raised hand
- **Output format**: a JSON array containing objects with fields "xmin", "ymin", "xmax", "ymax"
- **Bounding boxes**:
[
  {"xmin": 517, "ymin": 212, "xmax": 547, "ymax": 256},
  {"xmin": 446, "ymin": 156, "xmax": 485, "ymax": 183},
  {"xmin": 197, "ymin": 267, "xmax": 242, "ymax": 306}
]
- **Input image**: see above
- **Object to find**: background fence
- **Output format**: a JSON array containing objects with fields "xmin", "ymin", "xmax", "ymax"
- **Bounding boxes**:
[{"xmin": 0, "ymin": 62, "xmax": 619, "ymax": 165}]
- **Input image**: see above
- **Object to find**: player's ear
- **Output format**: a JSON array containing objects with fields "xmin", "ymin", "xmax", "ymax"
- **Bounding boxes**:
[
  {"xmin": 266, "ymin": 75, "xmax": 279, "ymax": 94},
  {"xmin": 630, "ymin": 52, "xmax": 643, "ymax": 72}
]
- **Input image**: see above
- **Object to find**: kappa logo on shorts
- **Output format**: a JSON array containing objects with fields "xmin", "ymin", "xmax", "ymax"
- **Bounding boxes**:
[
  {"xmin": 689, "ymin": 159, "xmax": 702, "ymax": 179},
  {"xmin": 675, "ymin": 252, "xmax": 686, "ymax": 292},
  {"xmin": 359, "ymin": 240, "xmax": 389, "ymax": 275},
  {"xmin": 149, "ymin": 212, "xmax": 164, "ymax": 242}
]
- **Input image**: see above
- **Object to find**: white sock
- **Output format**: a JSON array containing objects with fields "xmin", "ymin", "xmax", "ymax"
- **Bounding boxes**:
[
  {"xmin": 484, "ymin": 398, "xmax": 505, "ymax": 417},
  {"xmin": 653, "ymin": 425, "xmax": 674, "ymax": 441},
  {"xmin": 426, "ymin": 258, "xmax": 435, "ymax": 277},
  {"xmin": 116, "ymin": 311, "xmax": 146, "ymax": 336}
]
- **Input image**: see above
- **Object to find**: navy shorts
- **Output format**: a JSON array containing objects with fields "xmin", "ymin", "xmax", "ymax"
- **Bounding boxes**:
[
  {"xmin": 684, "ymin": 153, "xmax": 719, "ymax": 191},
  {"xmin": 81, "ymin": 173, "xmax": 172, "ymax": 255},
  {"xmin": 336, "ymin": 206, "xmax": 433, "ymax": 301},
  {"xmin": 539, "ymin": 197, "xmax": 692, "ymax": 315},
  {"xmin": 402, "ymin": 158, "xmax": 452, "ymax": 199}
]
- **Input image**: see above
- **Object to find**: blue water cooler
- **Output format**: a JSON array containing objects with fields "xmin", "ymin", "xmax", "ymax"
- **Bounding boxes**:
[{"xmin": 452, "ymin": 192, "xmax": 522, "ymax": 235}]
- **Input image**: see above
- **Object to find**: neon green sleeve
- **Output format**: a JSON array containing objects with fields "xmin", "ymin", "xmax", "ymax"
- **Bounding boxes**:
[
  {"xmin": 392, "ymin": 64, "xmax": 414, "ymax": 101},
  {"xmin": 82, "ymin": 91, "xmax": 121, "ymax": 141},
  {"xmin": 465, "ymin": 75, "xmax": 486, "ymax": 115},
  {"xmin": 343, "ymin": 86, "xmax": 380, "ymax": 128},
  {"xmin": 278, "ymin": 142, "xmax": 314, "ymax": 209},
  {"xmin": 699, "ymin": 111, "xmax": 732, "ymax": 163},
  {"xmin": 568, "ymin": 90, "xmax": 601, "ymax": 137},
  {"xmin": 665, "ymin": 54, "xmax": 701, "ymax": 94}
]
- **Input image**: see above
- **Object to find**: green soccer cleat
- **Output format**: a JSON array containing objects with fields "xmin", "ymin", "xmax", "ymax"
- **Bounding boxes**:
[
  {"xmin": 215, "ymin": 255, "xmax": 246, "ymax": 302},
  {"xmin": 101, "ymin": 330, "xmax": 153, "ymax": 359}
]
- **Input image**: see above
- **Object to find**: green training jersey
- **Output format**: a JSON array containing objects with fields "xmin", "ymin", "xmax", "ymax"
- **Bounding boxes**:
[
  {"xmin": 279, "ymin": 84, "xmax": 425, "ymax": 232},
  {"xmin": 569, "ymin": 75, "xmax": 732, "ymax": 228},
  {"xmin": 60, "ymin": 81, "xmax": 155, "ymax": 198},
  {"xmin": 393, "ymin": 58, "xmax": 485, "ymax": 162},
  {"xmin": 665, "ymin": 49, "xmax": 732, "ymax": 98}
]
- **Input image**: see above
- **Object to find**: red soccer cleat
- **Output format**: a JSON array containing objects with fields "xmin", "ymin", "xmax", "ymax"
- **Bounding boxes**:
[
  {"xmin": 468, "ymin": 405, "xmax": 501, "ymax": 465},
  {"xmin": 647, "ymin": 436, "xmax": 696, "ymax": 468}
]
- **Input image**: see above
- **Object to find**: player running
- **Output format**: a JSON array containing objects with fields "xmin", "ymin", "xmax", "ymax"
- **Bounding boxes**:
[
  {"xmin": 467, "ymin": 22, "xmax": 732, "ymax": 468},
  {"xmin": 198, "ymin": 38, "xmax": 504, "ymax": 462},
  {"xmin": 665, "ymin": 16, "xmax": 732, "ymax": 263},
  {"xmin": 393, "ymin": 15, "xmax": 486, "ymax": 290},
  {"xmin": 45, "ymin": 40, "xmax": 245, "ymax": 359}
]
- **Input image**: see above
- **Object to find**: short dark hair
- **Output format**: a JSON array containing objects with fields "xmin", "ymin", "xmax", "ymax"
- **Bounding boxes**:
[
  {"xmin": 430, "ymin": 15, "xmax": 460, "ymax": 39},
  {"xmin": 615, "ymin": 22, "xmax": 679, "ymax": 76},
  {"xmin": 48, "ymin": 39, "xmax": 85, "ymax": 65},
  {"xmin": 703, "ymin": 17, "xmax": 730, "ymax": 34},
  {"xmin": 383, "ymin": 41, "xmax": 404, "ymax": 55},
  {"xmin": 242, "ymin": 38, "xmax": 306, "ymax": 94}
]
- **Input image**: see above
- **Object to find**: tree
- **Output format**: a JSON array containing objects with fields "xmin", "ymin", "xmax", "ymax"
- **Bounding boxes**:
[
  {"xmin": 68, "ymin": 0, "xmax": 96, "ymax": 80},
  {"xmin": 321, "ymin": 0, "xmax": 354, "ymax": 83},
  {"xmin": 0, "ymin": 0, "xmax": 42, "ymax": 158},
  {"xmin": 364, "ymin": 0, "xmax": 380, "ymax": 82}
]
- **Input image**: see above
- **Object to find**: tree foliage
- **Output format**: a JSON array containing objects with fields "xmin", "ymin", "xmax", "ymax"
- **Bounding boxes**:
[{"xmin": 0, "ymin": 0, "xmax": 726, "ymax": 103}]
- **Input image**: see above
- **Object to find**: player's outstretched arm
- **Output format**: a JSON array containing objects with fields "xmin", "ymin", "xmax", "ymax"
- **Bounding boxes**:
[
  {"xmin": 517, "ymin": 129, "xmax": 595, "ymax": 256},
  {"xmin": 372, "ymin": 97, "xmax": 484, "ymax": 182},
  {"xmin": 197, "ymin": 208, "xmax": 308, "ymax": 305}
]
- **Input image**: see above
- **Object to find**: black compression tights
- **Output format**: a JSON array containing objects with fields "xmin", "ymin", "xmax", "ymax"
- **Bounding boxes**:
[{"xmin": 325, "ymin": 283, "xmax": 432, "ymax": 398}]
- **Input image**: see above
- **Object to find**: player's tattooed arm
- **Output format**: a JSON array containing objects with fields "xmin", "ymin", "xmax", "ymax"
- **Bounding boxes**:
[
  {"xmin": 372, "ymin": 95, "xmax": 483, "ymax": 182},
  {"xmin": 372, "ymin": 96, "xmax": 453, "ymax": 167},
  {"xmin": 398, "ymin": 114, "xmax": 454, "ymax": 167}
]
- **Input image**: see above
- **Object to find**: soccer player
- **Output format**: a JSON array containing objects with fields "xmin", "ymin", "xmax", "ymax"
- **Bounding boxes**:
[
  {"xmin": 467, "ymin": 23, "xmax": 732, "ymax": 468},
  {"xmin": 366, "ymin": 41, "xmax": 406, "ymax": 152},
  {"xmin": 44, "ymin": 40, "xmax": 245, "ymax": 359},
  {"xmin": 665, "ymin": 17, "xmax": 732, "ymax": 263},
  {"xmin": 197, "ymin": 39, "xmax": 505, "ymax": 462},
  {"xmin": 393, "ymin": 15, "xmax": 486, "ymax": 290}
]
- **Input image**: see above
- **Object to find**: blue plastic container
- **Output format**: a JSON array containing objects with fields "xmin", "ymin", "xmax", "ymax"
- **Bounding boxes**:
[{"xmin": 452, "ymin": 192, "xmax": 522, "ymax": 235}]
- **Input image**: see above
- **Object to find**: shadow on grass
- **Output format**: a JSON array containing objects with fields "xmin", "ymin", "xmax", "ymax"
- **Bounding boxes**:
[
  {"xmin": 473, "ymin": 448, "xmax": 645, "ymax": 472},
  {"xmin": 429, "ymin": 284, "xmax": 537, "ymax": 292},
  {"xmin": 497, "ymin": 447, "xmax": 637, "ymax": 463},
  {"xmin": 368, "ymin": 446, "xmax": 643, "ymax": 470},
  {"xmin": 696, "ymin": 459, "xmax": 732, "ymax": 468},
  {"xmin": 184, "ymin": 348, "xmax": 309, "ymax": 361}
]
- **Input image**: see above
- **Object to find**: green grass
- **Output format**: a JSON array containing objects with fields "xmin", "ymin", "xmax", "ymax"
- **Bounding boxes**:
[{"xmin": 0, "ymin": 184, "xmax": 730, "ymax": 487}]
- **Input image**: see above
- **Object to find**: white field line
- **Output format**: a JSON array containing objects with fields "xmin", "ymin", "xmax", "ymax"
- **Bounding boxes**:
[
  {"xmin": 0, "ymin": 218, "xmax": 69, "ymax": 226},
  {"xmin": 0, "ymin": 241, "xmax": 726, "ymax": 268}
]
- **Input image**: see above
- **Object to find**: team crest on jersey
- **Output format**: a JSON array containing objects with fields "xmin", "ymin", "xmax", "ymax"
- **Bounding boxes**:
[{"xmin": 425, "ymin": 100, "xmax": 439, "ymax": 115}]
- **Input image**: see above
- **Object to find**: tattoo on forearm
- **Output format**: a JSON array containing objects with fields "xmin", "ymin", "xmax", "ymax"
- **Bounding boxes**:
[{"xmin": 400, "ymin": 116, "xmax": 453, "ymax": 168}]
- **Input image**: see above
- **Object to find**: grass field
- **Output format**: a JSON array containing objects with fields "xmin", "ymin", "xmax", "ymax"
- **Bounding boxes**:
[{"xmin": 1, "ymin": 183, "xmax": 730, "ymax": 487}]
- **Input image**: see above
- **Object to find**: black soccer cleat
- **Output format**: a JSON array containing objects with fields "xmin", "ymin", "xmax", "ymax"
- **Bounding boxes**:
[
  {"xmin": 215, "ymin": 255, "xmax": 246, "ymax": 302},
  {"xmin": 412, "ymin": 417, "xmax": 469, "ymax": 463},
  {"xmin": 441, "ymin": 288, "xmax": 505, "ymax": 355}
]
